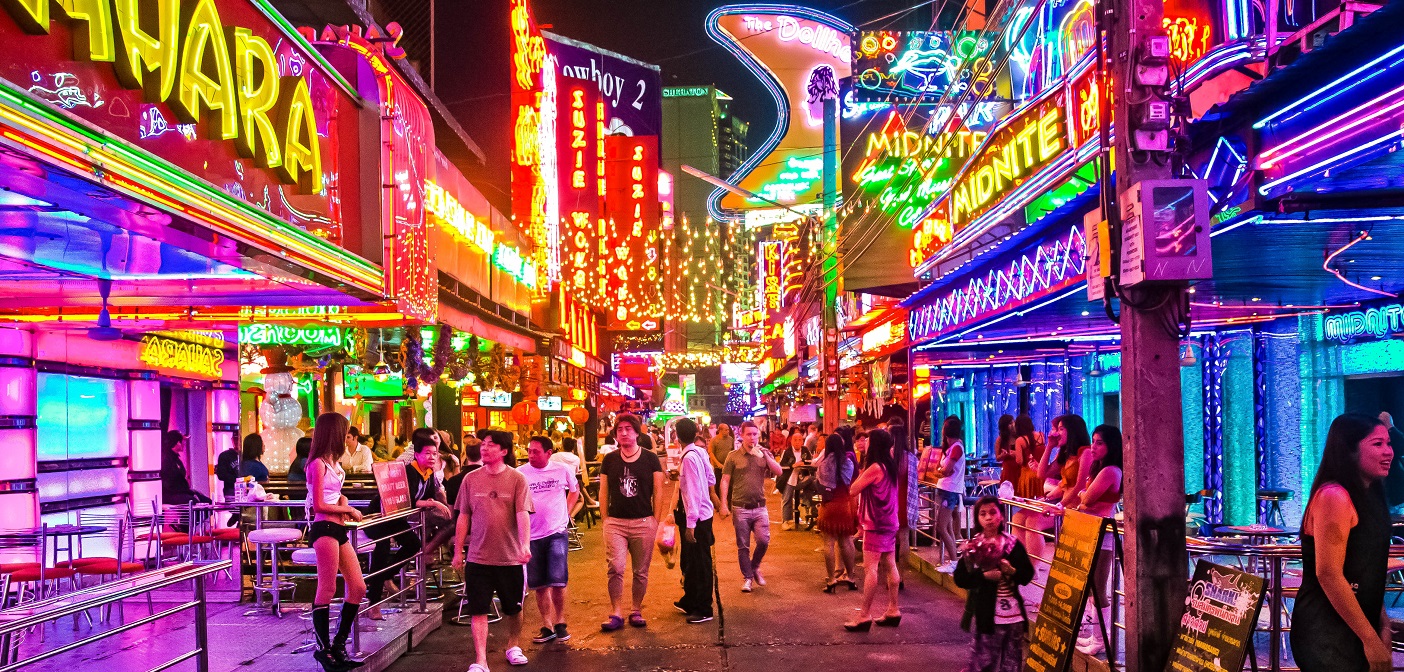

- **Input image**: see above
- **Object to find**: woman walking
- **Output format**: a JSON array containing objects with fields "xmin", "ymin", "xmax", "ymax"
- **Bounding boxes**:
[
  {"xmin": 816, "ymin": 433, "xmax": 858, "ymax": 592},
  {"xmin": 844, "ymin": 428, "xmax": 902, "ymax": 631},
  {"xmin": 305, "ymin": 413, "xmax": 367, "ymax": 671},
  {"xmin": 1291, "ymin": 414, "xmax": 1394, "ymax": 672}
]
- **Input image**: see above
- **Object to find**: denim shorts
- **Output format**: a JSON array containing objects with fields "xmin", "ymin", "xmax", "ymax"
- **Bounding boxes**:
[
  {"xmin": 526, "ymin": 531, "xmax": 569, "ymax": 590},
  {"xmin": 936, "ymin": 488, "xmax": 962, "ymax": 509}
]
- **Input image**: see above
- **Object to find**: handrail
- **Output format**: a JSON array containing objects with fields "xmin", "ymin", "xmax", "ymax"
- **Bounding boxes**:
[{"xmin": 0, "ymin": 561, "xmax": 226, "ymax": 671}]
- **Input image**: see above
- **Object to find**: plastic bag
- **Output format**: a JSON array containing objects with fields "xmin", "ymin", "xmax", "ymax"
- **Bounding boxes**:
[{"xmin": 657, "ymin": 522, "xmax": 678, "ymax": 568}]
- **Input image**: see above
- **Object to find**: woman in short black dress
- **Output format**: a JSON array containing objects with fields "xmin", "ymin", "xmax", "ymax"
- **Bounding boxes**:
[{"xmin": 1291, "ymin": 413, "xmax": 1395, "ymax": 672}]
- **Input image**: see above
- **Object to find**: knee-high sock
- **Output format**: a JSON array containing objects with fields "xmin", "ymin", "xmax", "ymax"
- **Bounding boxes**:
[
  {"xmin": 334, "ymin": 601, "xmax": 361, "ymax": 647},
  {"xmin": 311, "ymin": 605, "xmax": 332, "ymax": 651}
]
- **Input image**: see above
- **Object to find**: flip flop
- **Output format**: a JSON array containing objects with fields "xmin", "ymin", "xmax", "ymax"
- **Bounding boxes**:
[{"xmin": 600, "ymin": 615, "xmax": 625, "ymax": 632}]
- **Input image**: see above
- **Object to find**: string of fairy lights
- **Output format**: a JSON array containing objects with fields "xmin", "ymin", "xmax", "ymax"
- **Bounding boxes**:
[{"xmin": 662, "ymin": 214, "xmax": 758, "ymax": 325}]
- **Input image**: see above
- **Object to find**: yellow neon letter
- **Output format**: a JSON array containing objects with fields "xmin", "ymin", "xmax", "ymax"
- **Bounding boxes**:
[
  {"xmin": 231, "ymin": 27, "xmax": 282, "ymax": 168},
  {"xmin": 171, "ymin": 0, "xmax": 238, "ymax": 140},
  {"xmin": 0, "ymin": 0, "xmax": 47, "ymax": 33},
  {"xmin": 112, "ymin": 0, "xmax": 178, "ymax": 102},
  {"xmin": 1038, "ymin": 109, "xmax": 1064, "ymax": 162},
  {"xmin": 275, "ymin": 75, "xmax": 323, "ymax": 194},
  {"xmin": 54, "ymin": 0, "xmax": 114, "ymax": 61},
  {"xmin": 1015, "ymin": 122, "xmax": 1039, "ymax": 167}
]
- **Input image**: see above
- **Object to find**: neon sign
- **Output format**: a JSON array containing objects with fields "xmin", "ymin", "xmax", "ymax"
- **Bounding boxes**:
[
  {"xmin": 850, "ymin": 109, "xmax": 988, "ymax": 230},
  {"xmin": 602, "ymin": 135, "xmax": 661, "ymax": 330},
  {"xmin": 907, "ymin": 225, "xmax": 1087, "ymax": 343},
  {"xmin": 1164, "ymin": 16, "xmax": 1211, "ymax": 66},
  {"xmin": 705, "ymin": 6, "xmax": 852, "ymax": 220},
  {"xmin": 948, "ymin": 93, "xmax": 1068, "ymax": 230},
  {"xmin": 238, "ymin": 324, "xmax": 346, "ymax": 350},
  {"xmin": 558, "ymin": 81, "xmax": 603, "ymax": 300},
  {"xmin": 139, "ymin": 334, "xmax": 224, "ymax": 378},
  {"xmin": 1324, "ymin": 304, "xmax": 1404, "ymax": 343},
  {"xmin": 759, "ymin": 240, "xmax": 782, "ymax": 313}
]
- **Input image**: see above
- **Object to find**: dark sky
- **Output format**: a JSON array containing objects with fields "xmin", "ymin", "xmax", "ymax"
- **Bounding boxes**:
[{"xmin": 436, "ymin": 0, "xmax": 936, "ymax": 210}]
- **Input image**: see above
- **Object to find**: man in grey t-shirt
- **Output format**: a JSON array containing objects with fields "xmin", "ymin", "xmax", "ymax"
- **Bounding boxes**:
[{"xmin": 720, "ymin": 421, "xmax": 782, "ymax": 592}]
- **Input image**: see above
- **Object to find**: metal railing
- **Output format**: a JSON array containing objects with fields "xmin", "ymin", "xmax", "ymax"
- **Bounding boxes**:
[
  {"xmin": 0, "ymin": 561, "xmax": 227, "ymax": 671},
  {"xmin": 348, "ymin": 507, "xmax": 430, "ymax": 649}
]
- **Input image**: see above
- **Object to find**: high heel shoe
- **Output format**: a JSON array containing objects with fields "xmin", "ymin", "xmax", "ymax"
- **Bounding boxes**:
[
  {"xmin": 876, "ymin": 614, "xmax": 902, "ymax": 627},
  {"xmin": 843, "ymin": 619, "xmax": 873, "ymax": 632},
  {"xmin": 822, "ymin": 582, "xmax": 838, "ymax": 594},
  {"xmin": 844, "ymin": 579, "xmax": 859, "ymax": 591}
]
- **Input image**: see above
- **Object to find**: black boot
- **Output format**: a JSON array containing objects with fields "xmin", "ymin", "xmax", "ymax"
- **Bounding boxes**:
[
  {"xmin": 330, "ymin": 602, "xmax": 364, "ymax": 670},
  {"xmin": 311, "ymin": 605, "xmax": 343, "ymax": 672}
]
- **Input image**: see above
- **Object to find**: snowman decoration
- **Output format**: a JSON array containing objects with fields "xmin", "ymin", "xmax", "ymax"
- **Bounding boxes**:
[{"xmin": 259, "ymin": 350, "xmax": 304, "ymax": 472}]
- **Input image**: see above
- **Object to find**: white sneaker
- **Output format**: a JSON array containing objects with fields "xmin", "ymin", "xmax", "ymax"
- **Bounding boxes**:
[
  {"xmin": 753, "ymin": 570, "xmax": 766, "ymax": 586},
  {"xmin": 741, "ymin": 579, "xmax": 753, "ymax": 593},
  {"xmin": 1076, "ymin": 636, "xmax": 1105, "ymax": 656},
  {"xmin": 505, "ymin": 646, "xmax": 528, "ymax": 666},
  {"xmin": 936, "ymin": 560, "xmax": 958, "ymax": 573}
]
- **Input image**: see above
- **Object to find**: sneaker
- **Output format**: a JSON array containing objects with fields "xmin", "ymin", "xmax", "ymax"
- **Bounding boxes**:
[
  {"xmin": 531, "ymin": 627, "xmax": 557, "ymax": 644},
  {"xmin": 504, "ymin": 646, "xmax": 529, "ymax": 666},
  {"xmin": 753, "ymin": 570, "xmax": 766, "ymax": 586},
  {"xmin": 673, "ymin": 600, "xmax": 689, "ymax": 613},
  {"xmin": 1076, "ymin": 636, "xmax": 1105, "ymax": 656},
  {"xmin": 936, "ymin": 561, "xmax": 959, "ymax": 573},
  {"xmin": 741, "ymin": 578, "xmax": 753, "ymax": 593},
  {"xmin": 687, "ymin": 613, "xmax": 714, "ymax": 624},
  {"xmin": 553, "ymin": 623, "xmax": 571, "ymax": 642}
]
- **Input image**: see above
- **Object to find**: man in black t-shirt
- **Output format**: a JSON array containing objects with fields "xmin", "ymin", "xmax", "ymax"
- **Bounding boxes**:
[{"xmin": 597, "ymin": 413, "xmax": 665, "ymax": 631}]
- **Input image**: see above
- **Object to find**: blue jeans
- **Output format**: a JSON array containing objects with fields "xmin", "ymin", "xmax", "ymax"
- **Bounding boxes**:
[
  {"xmin": 781, "ymin": 483, "xmax": 798, "ymax": 523},
  {"xmin": 730, "ymin": 506, "xmax": 770, "ymax": 579}
]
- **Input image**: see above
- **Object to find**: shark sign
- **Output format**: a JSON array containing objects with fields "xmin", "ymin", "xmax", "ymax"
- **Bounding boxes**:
[{"xmin": 705, "ymin": 5, "xmax": 853, "ymax": 221}]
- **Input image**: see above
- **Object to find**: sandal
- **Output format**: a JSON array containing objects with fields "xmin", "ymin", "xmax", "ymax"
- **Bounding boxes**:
[
  {"xmin": 628, "ymin": 611, "xmax": 647, "ymax": 628},
  {"xmin": 601, "ymin": 615, "xmax": 625, "ymax": 632},
  {"xmin": 843, "ymin": 619, "xmax": 873, "ymax": 632},
  {"xmin": 876, "ymin": 614, "xmax": 902, "ymax": 627},
  {"xmin": 822, "ymin": 582, "xmax": 839, "ymax": 594}
]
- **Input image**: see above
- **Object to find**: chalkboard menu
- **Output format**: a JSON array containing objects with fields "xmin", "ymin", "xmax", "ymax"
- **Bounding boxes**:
[
  {"xmin": 1025, "ymin": 509, "xmax": 1111, "ymax": 672},
  {"xmin": 372, "ymin": 461, "xmax": 411, "ymax": 513},
  {"xmin": 1165, "ymin": 562, "xmax": 1266, "ymax": 672}
]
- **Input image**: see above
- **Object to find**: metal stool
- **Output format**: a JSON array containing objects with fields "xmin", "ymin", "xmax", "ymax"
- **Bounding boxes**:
[
  {"xmin": 1257, "ymin": 489, "xmax": 1292, "ymax": 528},
  {"xmin": 247, "ymin": 527, "xmax": 303, "ymax": 617}
]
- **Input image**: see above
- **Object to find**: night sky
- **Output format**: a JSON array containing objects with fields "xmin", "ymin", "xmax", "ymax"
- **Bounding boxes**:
[{"xmin": 437, "ymin": 0, "xmax": 936, "ymax": 210}]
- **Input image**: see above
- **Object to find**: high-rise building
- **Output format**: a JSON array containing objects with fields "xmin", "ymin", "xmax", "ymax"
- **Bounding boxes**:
[{"xmin": 661, "ymin": 86, "xmax": 750, "ymax": 225}]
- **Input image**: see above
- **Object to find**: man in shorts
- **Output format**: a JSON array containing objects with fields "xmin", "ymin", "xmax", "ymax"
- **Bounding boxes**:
[
  {"xmin": 519, "ymin": 436, "xmax": 579, "ymax": 643},
  {"xmin": 452, "ymin": 430, "xmax": 533, "ymax": 671}
]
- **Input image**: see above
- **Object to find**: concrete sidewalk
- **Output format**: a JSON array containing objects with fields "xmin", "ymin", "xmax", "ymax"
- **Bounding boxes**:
[{"xmin": 390, "ymin": 499, "xmax": 972, "ymax": 672}]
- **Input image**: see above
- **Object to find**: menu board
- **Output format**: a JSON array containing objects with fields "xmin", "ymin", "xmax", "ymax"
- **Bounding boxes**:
[
  {"xmin": 1165, "ymin": 562, "xmax": 1266, "ymax": 672},
  {"xmin": 1025, "ymin": 510, "xmax": 1110, "ymax": 672},
  {"xmin": 372, "ymin": 461, "xmax": 411, "ymax": 514}
]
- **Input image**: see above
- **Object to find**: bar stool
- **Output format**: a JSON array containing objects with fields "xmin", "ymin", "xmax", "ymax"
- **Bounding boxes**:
[
  {"xmin": 1257, "ymin": 489, "xmax": 1292, "ymax": 528},
  {"xmin": 247, "ymin": 527, "xmax": 303, "ymax": 617}
]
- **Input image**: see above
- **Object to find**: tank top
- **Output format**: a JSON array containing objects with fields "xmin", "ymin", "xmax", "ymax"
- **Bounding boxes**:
[
  {"xmin": 1292, "ymin": 485, "xmax": 1389, "ymax": 671},
  {"xmin": 307, "ymin": 458, "xmax": 346, "ymax": 522},
  {"xmin": 935, "ymin": 440, "xmax": 966, "ymax": 494},
  {"xmin": 861, "ymin": 466, "xmax": 899, "ymax": 533}
]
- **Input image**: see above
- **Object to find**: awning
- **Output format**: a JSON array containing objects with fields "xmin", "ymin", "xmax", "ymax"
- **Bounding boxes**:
[{"xmin": 438, "ymin": 303, "xmax": 537, "ymax": 354}]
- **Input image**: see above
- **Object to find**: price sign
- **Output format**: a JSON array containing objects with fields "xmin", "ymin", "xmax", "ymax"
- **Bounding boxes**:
[
  {"xmin": 1165, "ymin": 562, "xmax": 1266, "ymax": 672},
  {"xmin": 372, "ymin": 461, "xmax": 411, "ymax": 514}
]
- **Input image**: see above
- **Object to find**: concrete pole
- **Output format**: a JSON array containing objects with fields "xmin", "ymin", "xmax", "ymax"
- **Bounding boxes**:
[
  {"xmin": 1107, "ymin": 0, "xmax": 1189, "ymax": 666},
  {"xmin": 821, "ymin": 96, "xmax": 839, "ymax": 433}
]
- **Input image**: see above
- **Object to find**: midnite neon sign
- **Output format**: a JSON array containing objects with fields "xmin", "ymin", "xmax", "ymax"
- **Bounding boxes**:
[
  {"xmin": 1324, "ymin": 304, "xmax": 1404, "ymax": 343},
  {"xmin": 1, "ymin": 0, "xmax": 323, "ymax": 192},
  {"xmin": 948, "ymin": 94, "xmax": 1067, "ymax": 229}
]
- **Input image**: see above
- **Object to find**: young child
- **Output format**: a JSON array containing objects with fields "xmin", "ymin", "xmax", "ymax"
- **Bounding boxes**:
[{"xmin": 953, "ymin": 496, "xmax": 1035, "ymax": 672}]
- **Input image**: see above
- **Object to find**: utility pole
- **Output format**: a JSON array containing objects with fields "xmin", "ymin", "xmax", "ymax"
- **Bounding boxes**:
[
  {"xmin": 1106, "ymin": 0, "xmax": 1189, "ymax": 665},
  {"xmin": 821, "ymin": 94, "xmax": 840, "ymax": 433}
]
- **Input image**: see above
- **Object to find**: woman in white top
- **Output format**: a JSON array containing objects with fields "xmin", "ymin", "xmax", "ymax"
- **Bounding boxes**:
[
  {"xmin": 920, "ymin": 415, "xmax": 966, "ymax": 571},
  {"xmin": 306, "ymin": 413, "xmax": 366, "ymax": 671}
]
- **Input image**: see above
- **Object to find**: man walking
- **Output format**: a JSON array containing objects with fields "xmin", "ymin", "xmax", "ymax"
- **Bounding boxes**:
[
  {"xmin": 720, "ymin": 421, "xmax": 782, "ymax": 593},
  {"xmin": 673, "ymin": 418, "xmax": 724, "ymax": 623},
  {"xmin": 598, "ymin": 413, "xmax": 665, "ymax": 631},
  {"xmin": 519, "ymin": 436, "xmax": 579, "ymax": 643},
  {"xmin": 451, "ymin": 430, "xmax": 533, "ymax": 671}
]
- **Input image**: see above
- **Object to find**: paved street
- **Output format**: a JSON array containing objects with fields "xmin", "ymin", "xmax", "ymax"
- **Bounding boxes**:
[{"xmin": 390, "ymin": 499, "xmax": 969, "ymax": 671}]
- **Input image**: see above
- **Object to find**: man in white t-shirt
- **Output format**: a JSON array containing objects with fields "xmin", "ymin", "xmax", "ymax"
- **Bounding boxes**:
[
  {"xmin": 550, "ymin": 437, "xmax": 583, "ymax": 476},
  {"xmin": 519, "ymin": 436, "xmax": 580, "ymax": 643}
]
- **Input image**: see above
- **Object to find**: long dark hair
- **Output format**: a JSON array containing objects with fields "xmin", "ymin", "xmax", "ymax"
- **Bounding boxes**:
[
  {"xmin": 309, "ymin": 413, "xmax": 350, "ymax": 463},
  {"xmin": 941, "ymin": 415, "xmax": 963, "ymax": 449},
  {"xmin": 864, "ymin": 428, "xmax": 898, "ymax": 483},
  {"xmin": 1014, "ymin": 414, "xmax": 1036, "ymax": 445},
  {"xmin": 1090, "ymin": 425, "xmax": 1123, "ymax": 476},
  {"xmin": 1055, "ymin": 414, "xmax": 1091, "ymax": 466},
  {"xmin": 242, "ymin": 433, "xmax": 265, "ymax": 461},
  {"xmin": 996, "ymin": 414, "xmax": 1014, "ymax": 450},
  {"xmin": 1309, "ymin": 413, "xmax": 1388, "ymax": 505},
  {"xmin": 823, "ymin": 432, "xmax": 846, "ymax": 460}
]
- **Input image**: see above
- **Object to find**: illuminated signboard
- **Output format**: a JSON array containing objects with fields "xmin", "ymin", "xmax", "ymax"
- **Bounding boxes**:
[
  {"xmin": 537, "ymin": 396, "xmax": 563, "ymax": 411},
  {"xmin": 510, "ymin": 0, "xmax": 552, "ymax": 298},
  {"xmin": 705, "ymin": 6, "xmax": 853, "ymax": 220},
  {"xmin": 0, "ymin": 0, "xmax": 357, "ymax": 242},
  {"xmin": 948, "ymin": 92, "xmax": 1069, "ymax": 231},
  {"xmin": 861, "ymin": 319, "xmax": 906, "ymax": 354},
  {"xmin": 557, "ymin": 285, "xmax": 599, "ymax": 355},
  {"xmin": 603, "ymin": 135, "xmax": 662, "ymax": 331},
  {"xmin": 545, "ymin": 31, "xmax": 663, "ymax": 139},
  {"xmin": 238, "ymin": 324, "xmax": 347, "ymax": 351},
  {"xmin": 758, "ymin": 240, "xmax": 783, "ymax": 314},
  {"xmin": 1323, "ymin": 304, "xmax": 1404, "ymax": 343},
  {"xmin": 558, "ymin": 77, "xmax": 603, "ymax": 300},
  {"xmin": 848, "ymin": 108, "xmax": 991, "ymax": 231},
  {"xmin": 852, "ymin": 31, "xmax": 1008, "ymax": 102},
  {"xmin": 479, "ymin": 390, "xmax": 513, "ymax": 408},
  {"xmin": 139, "ymin": 335, "xmax": 224, "ymax": 378}
]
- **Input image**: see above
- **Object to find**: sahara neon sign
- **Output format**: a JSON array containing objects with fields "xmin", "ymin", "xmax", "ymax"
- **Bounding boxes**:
[
  {"xmin": 1, "ymin": 0, "xmax": 323, "ymax": 192},
  {"xmin": 140, "ymin": 335, "xmax": 225, "ymax": 378}
]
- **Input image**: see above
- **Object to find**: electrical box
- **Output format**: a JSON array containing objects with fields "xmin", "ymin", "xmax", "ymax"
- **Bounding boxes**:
[
  {"xmin": 1084, "ymin": 208, "xmax": 1109, "ymax": 302},
  {"xmin": 1119, "ymin": 180, "xmax": 1212, "ymax": 286}
]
